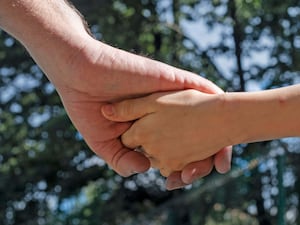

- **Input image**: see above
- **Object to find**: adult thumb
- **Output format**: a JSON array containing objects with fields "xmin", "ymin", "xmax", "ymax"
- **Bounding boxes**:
[{"xmin": 102, "ymin": 97, "xmax": 154, "ymax": 122}]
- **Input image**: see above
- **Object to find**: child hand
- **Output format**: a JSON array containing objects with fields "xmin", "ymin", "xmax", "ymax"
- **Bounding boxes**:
[{"xmin": 102, "ymin": 90, "xmax": 233, "ymax": 177}]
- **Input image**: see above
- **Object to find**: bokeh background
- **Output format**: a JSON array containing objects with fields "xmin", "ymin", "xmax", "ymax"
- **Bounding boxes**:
[{"xmin": 1, "ymin": 0, "xmax": 300, "ymax": 224}]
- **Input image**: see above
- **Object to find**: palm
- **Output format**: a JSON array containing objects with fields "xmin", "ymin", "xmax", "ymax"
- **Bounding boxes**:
[{"xmin": 59, "ymin": 88, "xmax": 149, "ymax": 176}]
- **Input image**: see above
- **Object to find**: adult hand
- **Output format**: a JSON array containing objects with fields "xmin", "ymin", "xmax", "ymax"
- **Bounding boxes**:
[
  {"xmin": 0, "ymin": 0, "xmax": 231, "ymax": 189},
  {"xmin": 55, "ymin": 40, "xmax": 232, "ymax": 188},
  {"xmin": 101, "ymin": 90, "xmax": 233, "ymax": 178}
]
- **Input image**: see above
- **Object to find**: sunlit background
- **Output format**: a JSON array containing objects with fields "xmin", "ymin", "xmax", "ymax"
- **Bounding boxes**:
[{"xmin": 1, "ymin": 0, "xmax": 300, "ymax": 224}]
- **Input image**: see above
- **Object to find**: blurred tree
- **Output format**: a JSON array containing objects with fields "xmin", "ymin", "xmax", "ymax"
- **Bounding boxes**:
[{"xmin": 0, "ymin": 0, "xmax": 300, "ymax": 224}]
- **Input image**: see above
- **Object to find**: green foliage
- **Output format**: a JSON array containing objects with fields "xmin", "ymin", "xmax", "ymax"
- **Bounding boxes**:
[{"xmin": 1, "ymin": 0, "xmax": 300, "ymax": 224}]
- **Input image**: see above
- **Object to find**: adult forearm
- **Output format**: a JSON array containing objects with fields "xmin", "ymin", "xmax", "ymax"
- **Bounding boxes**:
[
  {"xmin": 0, "ymin": 0, "xmax": 92, "ymax": 84},
  {"xmin": 226, "ymin": 84, "xmax": 300, "ymax": 144},
  {"xmin": 0, "ymin": 0, "xmax": 88, "ymax": 44}
]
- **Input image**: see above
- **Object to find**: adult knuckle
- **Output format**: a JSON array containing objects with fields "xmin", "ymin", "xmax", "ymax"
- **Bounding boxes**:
[{"xmin": 198, "ymin": 160, "xmax": 214, "ymax": 176}]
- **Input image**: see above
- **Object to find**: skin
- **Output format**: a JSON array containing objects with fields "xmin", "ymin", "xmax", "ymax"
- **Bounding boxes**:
[
  {"xmin": 102, "ymin": 84, "xmax": 300, "ymax": 177},
  {"xmin": 0, "ymin": 0, "xmax": 232, "ymax": 189}
]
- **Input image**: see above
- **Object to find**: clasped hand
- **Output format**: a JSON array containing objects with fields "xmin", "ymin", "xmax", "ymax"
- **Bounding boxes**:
[{"xmin": 102, "ymin": 89, "xmax": 233, "ymax": 178}]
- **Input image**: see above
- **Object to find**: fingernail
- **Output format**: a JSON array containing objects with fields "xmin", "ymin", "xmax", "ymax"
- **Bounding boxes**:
[
  {"xmin": 183, "ymin": 168, "xmax": 198, "ymax": 184},
  {"xmin": 131, "ymin": 170, "xmax": 139, "ymax": 175},
  {"xmin": 219, "ymin": 163, "xmax": 231, "ymax": 174},
  {"xmin": 102, "ymin": 104, "xmax": 114, "ymax": 116},
  {"xmin": 218, "ymin": 150, "xmax": 232, "ymax": 174},
  {"xmin": 121, "ymin": 170, "xmax": 138, "ymax": 177},
  {"xmin": 166, "ymin": 180, "xmax": 185, "ymax": 191}
]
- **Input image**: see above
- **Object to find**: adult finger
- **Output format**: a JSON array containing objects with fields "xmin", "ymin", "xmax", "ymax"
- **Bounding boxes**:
[
  {"xmin": 165, "ymin": 171, "xmax": 187, "ymax": 190},
  {"xmin": 92, "ymin": 138, "xmax": 150, "ymax": 177},
  {"xmin": 177, "ymin": 70, "xmax": 224, "ymax": 94},
  {"xmin": 214, "ymin": 146, "xmax": 232, "ymax": 174},
  {"xmin": 180, "ymin": 157, "xmax": 214, "ymax": 184}
]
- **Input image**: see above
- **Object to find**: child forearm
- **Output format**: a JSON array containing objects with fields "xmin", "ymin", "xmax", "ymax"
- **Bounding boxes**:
[{"xmin": 225, "ymin": 84, "xmax": 300, "ymax": 145}]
